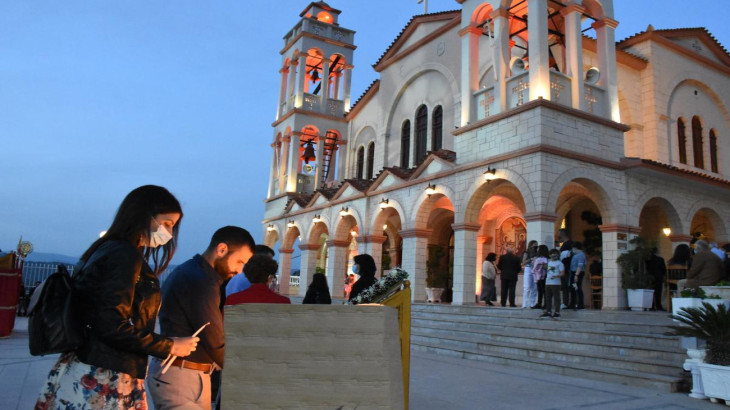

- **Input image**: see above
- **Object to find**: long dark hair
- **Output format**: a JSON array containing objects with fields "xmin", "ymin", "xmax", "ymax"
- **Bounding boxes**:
[
  {"xmin": 308, "ymin": 273, "xmax": 330, "ymax": 293},
  {"xmin": 81, "ymin": 185, "xmax": 183, "ymax": 274},
  {"xmin": 670, "ymin": 243, "xmax": 691, "ymax": 266}
]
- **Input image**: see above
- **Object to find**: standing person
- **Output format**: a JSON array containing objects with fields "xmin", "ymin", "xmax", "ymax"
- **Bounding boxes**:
[
  {"xmin": 225, "ymin": 254, "xmax": 290, "ymax": 305},
  {"xmin": 646, "ymin": 247, "xmax": 667, "ymax": 311},
  {"xmin": 569, "ymin": 243, "xmax": 587, "ymax": 310},
  {"xmin": 348, "ymin": 254, "xmax": 377, "ymax": 302},
  {"xmin": 521, "ymin": 241, "xmax": 538, "ymax": 308},
  {"xmin": 303, "ymin": 273, "xmax": 332, "ymax": 304},
  {"xmin": 686, "ymin": 240, "xmax": 724, "ymax": 288},
  {"xmin": 532, "ymin": 245, "xmax": 549, "ymax": 309},
  {"xmin": 497, "ymin": 247, "xmax": 521, "ymax": 307},
  {"xmin": 35, "ymin": 185, "xmax": 199, "ymax": 410},
  {"xmin": 225, "ymin": 244, "xmax": 275, "ymax": 298},
  {"xmin": 540, "ymin": 249, "xmax": 565, "ymax": 318},
  {"xmin": 479, "ymin": 253, "xmax": 497, "ymax": 306},
  {"xmin": 557, "ymin": 229, "xmax": 575, "ymax": 309},
  {"xmin": 148, "ymin": 226, "xmax": 255, "ymax": 410}
]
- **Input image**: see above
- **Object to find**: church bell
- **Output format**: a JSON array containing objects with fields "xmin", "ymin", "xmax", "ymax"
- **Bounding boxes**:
[{"xmin": 300, "ymin": 141, "xmax": 316, "ymax": 164}]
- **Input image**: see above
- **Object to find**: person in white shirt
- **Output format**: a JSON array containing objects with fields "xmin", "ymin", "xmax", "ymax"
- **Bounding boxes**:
[{"xmin": 480, "ymin": 253, "xmax": 498, "ymax": 306}]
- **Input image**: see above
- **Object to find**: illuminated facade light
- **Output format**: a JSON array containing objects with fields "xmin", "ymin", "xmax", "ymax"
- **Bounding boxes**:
[
  {"xmin": 379, "ymin": 198, "xmax": 389, "ymax": 209},
  {"xmin": 662, "ymin": 226, "xmax": 672, "ymax": 236},
  {"xmin": 483, "ymin": 166, "xmax": 497, "ymax": 182},
  {"xmin": 287, "ymin": 220, "xmax": 296, "ymax": 229},
  {"xmin": 312, "ymin": 214, "xmax": 322, "ymax": 223},
  {"xmin": 339, "ymin": 206, "xmax": 349, "ymax": 217},
  {"xmin": 425, "ymin": 183, "xmax": 436, "ymax": 197},
  {"xmin": 266, "ymin": 224, "xmax": 275, "ymax": 232}
]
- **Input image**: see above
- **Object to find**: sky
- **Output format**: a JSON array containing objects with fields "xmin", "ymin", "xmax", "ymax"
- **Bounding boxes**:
[{"xmin": 1, "ymin": 0, "xmax": 729, "ymax": 265}]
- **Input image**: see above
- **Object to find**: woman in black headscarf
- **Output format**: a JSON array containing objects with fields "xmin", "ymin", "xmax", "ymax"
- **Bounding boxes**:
[
  {"xmin": 303, "ymin": 273, "xmax": 332, "ymax": 304},
  {"xmin": 348, "ymin": 254, "xmax": 377, "ymax": 302}
]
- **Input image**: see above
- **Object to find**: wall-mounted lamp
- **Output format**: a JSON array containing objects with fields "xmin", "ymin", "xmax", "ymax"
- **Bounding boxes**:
[
  {"xmin": 266, "ymin": 224, "xmax": 275, "ymax": 232},
  {"xmin": 312, "ymin": 214, "xmax": 322, "ymax": 223},
  {"xmin": 379, "ymin": 198, "xmax": 389, "ymax": 209},
  {"xmin": 425, "ymin": 183, "xmax": 437, "ymax": 197},
  {"xmin": 483, "ymin": 166, "xmax": 497, "ymax": 183},
  {"xmin": 350, "ymin": 229, "xmax": 358, "ymax": 237},
  {"xmin": 286, "ymin": 220, "xmax": 296, "ymax": 229},
  {"xmin": 383, "ymin": 224, "xmax": 388, "ymax": 231},
  {"xmin": 662, "ymin": 226, "xmax": 672, "ymax": 236},
  {"xmin": 339, "ymin": 206, "xmax": 349, "ymax": 217}
]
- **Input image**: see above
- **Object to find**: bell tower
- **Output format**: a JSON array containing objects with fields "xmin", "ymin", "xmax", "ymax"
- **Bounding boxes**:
[{"xmin": 267, "ymin": 1, "xmax": 356, "ymax": 199}]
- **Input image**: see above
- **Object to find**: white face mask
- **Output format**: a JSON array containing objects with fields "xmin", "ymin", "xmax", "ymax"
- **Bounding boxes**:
[
  {"xmin": 149, "ymin": 218, "xmax": 173, "ymax": 248},
  {"xmin": 352, "ymin": 264, "xmax": 360, "ymax": 274}
]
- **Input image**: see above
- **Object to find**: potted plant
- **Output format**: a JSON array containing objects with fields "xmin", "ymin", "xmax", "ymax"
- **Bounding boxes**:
[
  {"xmin": 669, "ymin": 302, "xmax": 730, "ymax": 403},
  {"xmin": 617, "ymin": 237, "xmax": 654, "ymax": 311},
  {"xmin": 672, "ymin": 288, "xmax": 730, "ymax": 322},
  {"xmin": 425, "ymin": 246, "xmax": 448, "ymax": 303},
  {"xmin": 702, "ymin": 280, "xmax": 730, "ymax": 301}
]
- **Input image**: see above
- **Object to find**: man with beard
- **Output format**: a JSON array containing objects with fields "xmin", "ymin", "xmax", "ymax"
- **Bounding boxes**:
[{"xmin": 148, "ymin": 226, "xmax": 254, "ymax": 410}]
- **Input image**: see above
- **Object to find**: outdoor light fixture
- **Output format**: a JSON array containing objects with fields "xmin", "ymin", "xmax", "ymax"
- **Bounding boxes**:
[
  {"xmin": 266, "ymin": 224, "xmax": 275, "ymax": 232},
  {"xmin": 483, "ymin": 166, "xmax": 497, "ymax": 182},
  {"xmin": 99, "ymin": 230, "xmax": 107, "ymax": 238},
  {"xmin": 425, "ymin": 183, "xmax": 437, "ymax": 197},
  {"xmin": 379, "ymin": 198, "xmax": 389, "ymax": 209},
  {"xmin": 312, "ymin": 214, "xmax": 322, "ymax": 223},
  {"xmin": 662, "ymin": 226, "xmax": 672, "ymax": 236},
  {"xmin": 287, "ymin": 220, "xmax": 296, "ymax": 229},
  {"xmin": 383, "ymin": 224, "xmax": 388, "ymax": 231},
  {"xmin": 339, "ymin": 206, "xmax": 349, "ymax": 217},
  {"xmin": 350, "ymin": 230, "xmax": 358, "ymax": 237}
]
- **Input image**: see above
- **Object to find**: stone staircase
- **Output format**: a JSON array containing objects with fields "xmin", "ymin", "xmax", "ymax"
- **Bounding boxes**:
[{"xmin": 410, "ymin": 304, "xmax": 689, "ymax": 392}]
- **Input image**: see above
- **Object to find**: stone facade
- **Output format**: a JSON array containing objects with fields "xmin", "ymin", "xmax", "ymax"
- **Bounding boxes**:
[{"xmin": 262, "ymin": 1, "xmax": 730, "ymax": 309}]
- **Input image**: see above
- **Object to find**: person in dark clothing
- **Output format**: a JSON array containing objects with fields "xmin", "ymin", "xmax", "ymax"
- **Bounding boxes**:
[
  {"xmin": 303, "ymin": 273, "xmax": 332, "ymax": 304},
  {"xmin": 348, "ymin": 254, "xmax": 378, "ymax": 302},
  {"xmin": 668, "ymin": 243, "xmax": 692, "ymax": 269},
  {"xmin": 36, "ymin": 185, "xmax": 198, "ymax": 409},
  {"xmin": 557, "ymin": 229, "xmax": 575, "ymax": 307},
  {"xmin": 646, "ymin": 247, "xmax": 667, "ymax": 311},
  {"xmin": 497, "ymin": 247, "xmax": 522, "ymax": 307},
  {"xmin": 149, "ymin": 226, "xmax": 255, "ymax": 410}
]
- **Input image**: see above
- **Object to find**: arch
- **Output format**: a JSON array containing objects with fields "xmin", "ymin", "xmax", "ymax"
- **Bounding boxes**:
[
  {"xmin": 366, "ymin": 142, "xmax": 375, "ymax": 179},
  {"xmin": 677, "ymin": 117, "xmax": 687, "ymax": 164},
  {"xmin": 415, "ymin": 105, "xmax": 428, "ymax": 164},
  {"xmin": 471, "ymin": 3, "xmax": 494, "ymax": 25},
  {"xmin": 411, "ymin": 185, "xmax": 457, "ymax": 230},
  {"xmin": 546, "ymin": 168, "xmax": 622, "ymax": 224},
  {"xmin": 264, "ymin": 227, "xmax": 281, "ymax": 249},
  {"xmin": 686, "ymin": 203, "xmax": 728, "ymax": 242},
  {"xmin": 710, "ymin": 129, "xmax": 719, "ymax": 173},
  {"xmin": 307, "ymin": 217, "xmax": 331, "ymax": 245},
  {"xmin": 282, "ymin": 224, "xmax": 302, "ymax": 249},
  {"xmin": 333, "ymin": 207, "xmax": 364, "ymax": 241},
  {"xmin": 400, "ymin": 119, "xmax": 411, "ymax": 168},
  {"xmin": 370, "ymin": 199, "xmax": 407, "ymax": 236},
  {"xmin": 432, "ymin": 105, "xmax": 443, "ymax": 151},
  {"xmin": 630, "ymin": 191, "xmax": 685, "ymax": 234},
  {"xmin": 581, "ymin": 0, "xmax": 608, "ymax": 20},
  {"xmin": 458, "ymin": 168, "xmax": 535, "ymax": 224},
  {"xmin": 463, "ymin": 180, "xmax": 527, "ymax": 225},
  {"xmin": 356, "ymin": 146, "xmax": 365, "ymax": 179},
  {"xmin": 691, "ymin": 115, "xmax": 704, "ymax": 169}
]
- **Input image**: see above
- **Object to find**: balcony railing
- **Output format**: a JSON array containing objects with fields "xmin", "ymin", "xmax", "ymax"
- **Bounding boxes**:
[
  {"xmin": 289, "ymin": 276, "xmax": 300, "ymax": 288},
  {"xmin": 475, "ymin": 86, "xmax": 495, "ymax": 121},
  {"xmin": 584, "ymin": 84, "xmax": 606, "ymax": 117},
  {"xmin": 506, "ymin": 72, "xmax": 530, "ymax": 109},
  {"xmin": 550, "ymin": 71, "xmax": 571, "ymax": 107},
  {"xmin": 283, "ymin": 19, "xmax": 355, "ymax": 47}
]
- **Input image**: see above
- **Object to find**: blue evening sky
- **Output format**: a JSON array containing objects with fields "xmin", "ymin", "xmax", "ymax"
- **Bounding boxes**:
[{"xmin": 1, "ymin": 0, "xmax": 728, "ymax": 264}]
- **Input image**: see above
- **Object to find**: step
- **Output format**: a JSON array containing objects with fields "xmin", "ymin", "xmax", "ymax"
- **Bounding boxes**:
[
  {"xmin": 410, "ymin": 317, "xmax": 685, "ymax": 354},
  {"xmin": 410, "ymin": 331, "xmax": 683, "ymax": 377},
  {"xmin": 410, "ymin": 339, "xmax": 686, "ymax": 392}
]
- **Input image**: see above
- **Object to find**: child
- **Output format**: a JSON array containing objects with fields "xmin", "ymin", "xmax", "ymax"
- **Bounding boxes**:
[{"xmin": 541, "ymin": 249, "xmax": 565, "ymax": 319}]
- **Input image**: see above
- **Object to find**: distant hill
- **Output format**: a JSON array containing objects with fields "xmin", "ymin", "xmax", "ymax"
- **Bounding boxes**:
[{"xmin": 24, "ymin": 252, "xmax": 80, "ymax": 265}]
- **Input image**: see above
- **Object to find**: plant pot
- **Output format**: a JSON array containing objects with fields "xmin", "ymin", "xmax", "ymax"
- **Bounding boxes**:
[
  {"xmin": 699, "ymin": 362, "xmax": 730, "ymax": 403},
  {"xmin": 626, "ymin": 289, "xmax": 654, "ymax": 311},
  {"xmin": 700, "ymin": 286, "xmax": 730, "ymax": 300},
  {"xmin": 672, "ymin": 298, "xmax": 730, "ymax": 323},
  {"xmin": 425, "ymin": 287, "xmax": 444, "ymax": 303}
]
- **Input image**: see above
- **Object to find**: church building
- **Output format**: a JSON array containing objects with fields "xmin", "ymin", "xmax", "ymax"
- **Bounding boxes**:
[{"xmin": 261, "ymin": 0, "xmax": 730, "ymax": 309}]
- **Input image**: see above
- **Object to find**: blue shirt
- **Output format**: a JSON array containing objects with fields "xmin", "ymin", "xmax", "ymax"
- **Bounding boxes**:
[
  {"xmin": 570, "ymin": 250, "xmax": 587, "ymax": 273},
  {"xmin": 225, "ymin": 272, "xmax": 251, "ymax": 297}
]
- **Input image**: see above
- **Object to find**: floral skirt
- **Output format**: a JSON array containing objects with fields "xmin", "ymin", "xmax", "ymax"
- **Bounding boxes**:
[{"xmin": 35, "ymin": 352, "xmax": 147, "ymax": 410}]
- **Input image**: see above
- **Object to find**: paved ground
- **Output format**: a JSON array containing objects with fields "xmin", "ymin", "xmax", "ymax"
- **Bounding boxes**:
[{"xmin": 2, "ymin": 317, "xmax": 721, "ymax": 409}]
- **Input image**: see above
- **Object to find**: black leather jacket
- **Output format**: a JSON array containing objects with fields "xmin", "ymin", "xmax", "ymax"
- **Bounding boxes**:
[{"xmin": 73, "ymin": 240, "xmax": 172, "ymax": 379}]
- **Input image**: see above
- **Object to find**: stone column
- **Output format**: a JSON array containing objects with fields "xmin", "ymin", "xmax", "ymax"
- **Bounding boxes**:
[
  {"xmin": 599, "ymin": 224, "xmax": 641, "ymax": 309},
  {"xmin": 287, "ymin": 60, "xmax": 297, "ymax": 109},
  {"xmin": 492, "ymin": 8, "xmax": 510, "ymax": 113},
  {"xmin": 333, "ymin": 71, "xmax": 341, "ymax": 100},
  {"xmin": 525, "ymin": 212, "xmax": 557, "ymax": 248},
  {"xmin": 286, "ymin": 133, "xmax": 300, "ymax": 192},
  {"xmin": 593, "ymin": 18, "xmax": 620, "ymax": 122},
  {"xmin": 528, "ymin": 0, "xmax": 550, "ymax": 101},
  {"xmin": 278, "ymin": 248, "xmax": 294, "ymax": 296},
  {"xmin": 400, "ymin": 229, "xmax": 431, "ymax": 302},
  {"xmin": 562, "ymin": 4, "xmax": 586, "ymax": 110},
  {"xmin": 459, "ymin": 26, "xmax": 481, "ymax": 125},
  {"xmin": 298, "ymin": 244, "xmax": 320, "ymax": 297},
  {"xmin": 314, "ymin": 135, "xmax": 325, "ymax": 190},
  {"xmin": 343, "ymin": 65, "xmax": 353, "ymax": 111},
  {"xmin": 267, "ymin": 142, "xmax": 278, "ymax": 198},
  {"xmin": 452, "ymin": 223, "xmax": 480, "ymax": 305},
  {"xmin": 320, "ymin": 58, "xmax": 331, "ymax": 109},
  {"xmin": 356, "ymin": 235, "xmax": 388, "ymax": 278},
  {"xmin": 279, "ymin": 136, "xmax": 290, "ymax": 193},
  {"xmin": 295, "ymin": 53, "xmax": 307, "ymax": 108},
  {"xmin": 326, "ymin": 240, "xmax": 350, "ymax": 301}
]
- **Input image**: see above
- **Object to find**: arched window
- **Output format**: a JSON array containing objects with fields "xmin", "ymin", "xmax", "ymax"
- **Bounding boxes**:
[
  {"xmin": 415, "ymin": 105, "xmax": 428, "ymax": 164},
  {"xmin": 356, "ymin": 146, "xmax": 364, "ymax": 179},
  {"xmin": 400, "ymin": 120, "xmax": 410, "ymax": 168},
  {"xmin": 677, "ymin": 118, "xmax": 687, "ymax": 164},
  {"xmin": 366, "ymin": 142, "xmax": 375, "ymax": 179},
  {"xmin": 710, "ymin": 129, "xmax": 718, "ymax": 173},
  {"xmin": 692, "ymin": 116, "xmax": 704, "ymax": 169},
  {"xmin": 432, "ymin": 105, "xmax": 443, "ymax": 151}
]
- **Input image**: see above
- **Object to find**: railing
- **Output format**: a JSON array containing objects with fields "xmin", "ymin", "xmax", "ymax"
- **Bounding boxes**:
[
  {"xmin": 279, "ymin": 101, "xmax": 287, "ymax": 117},
  {"xmin": 506, "ymin": 72, "xmax": 530, "ymax": 109},
  {"xmin": 550, "ymin": 71, "xmax": 572, "ymax": 107},
  {"xmin": 22, "ymin": 262, "xmax": 75, "ymax": 286},
  {"xmin": 326, "ymin": 99, "xmax": 344, "ymax": 117},
  {"xmin": 302, "ymin": 93, "xmax": 320, "ymax": 111},
  {"xmin": 584, "ymin": 84, "xmax": 606, "ymax": 117},
  {"xmin": 289, "ymin": 276, "xmax": 300, "ymax": 288},
  {"xmin": 283, "ymin": 19, "xmax": 355, "ymax": 47},
  {"xmin": 474, "ymin": 86, "xmax": 495, "ymax": 121}
]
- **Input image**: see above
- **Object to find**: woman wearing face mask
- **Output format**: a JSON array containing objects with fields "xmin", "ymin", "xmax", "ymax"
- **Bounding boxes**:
[
  {"xmin": 348, "ymin": 254, "xmax": 378, "ymax": 303},
  {"xmin": 36, "ymin": 185, "xmax": 199, "ymax": 410}
]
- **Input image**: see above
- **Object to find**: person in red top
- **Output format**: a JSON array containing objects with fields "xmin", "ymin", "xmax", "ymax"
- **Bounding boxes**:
[{"xmin": 225, "ymin": 254, "xmax": 291, "ymax": 305}]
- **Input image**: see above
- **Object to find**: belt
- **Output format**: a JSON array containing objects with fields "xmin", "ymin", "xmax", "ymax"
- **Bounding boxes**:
[{"xmin": 169, "ymin": 358, "xmax": 214, "ymax": 374}]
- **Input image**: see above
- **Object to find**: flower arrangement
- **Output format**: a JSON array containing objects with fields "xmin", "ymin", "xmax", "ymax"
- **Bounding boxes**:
[{"xmin": 348, "ymin": 267, "xmax": 409, "ymax": 305}]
